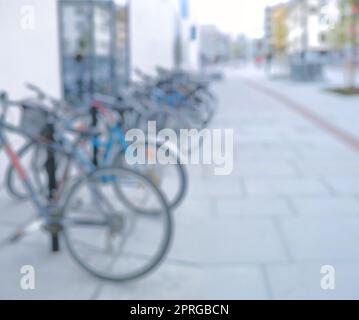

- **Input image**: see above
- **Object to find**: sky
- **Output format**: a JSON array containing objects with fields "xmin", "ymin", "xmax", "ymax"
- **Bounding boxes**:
[{"xmin": 192, "ymin": 0, "xmax": 288, "ymax": 38}]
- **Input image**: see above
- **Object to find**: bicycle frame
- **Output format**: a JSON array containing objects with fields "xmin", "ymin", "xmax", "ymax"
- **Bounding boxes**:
[
  {"xmin": 89, "ymin": 101, "xmax": 131, "ymax": 167},
  {"xmin": 91, "ymin": 123, "xmax": 128, "ymax": 166},
  {"xmin": 0, "ymin": 130, "xmax": 48, "ymax": 218}
]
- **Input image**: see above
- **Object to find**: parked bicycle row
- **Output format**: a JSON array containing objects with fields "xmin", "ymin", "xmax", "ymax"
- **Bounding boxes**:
[{"xmin": 0, "ymin": 67, "xmax": 219, "ymax": 282}]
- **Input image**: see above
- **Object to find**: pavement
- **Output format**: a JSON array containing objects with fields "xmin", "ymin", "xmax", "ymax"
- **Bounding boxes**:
[{"xmin": 1, "ymin": 65, "xmax": 359, "ymax": 300}]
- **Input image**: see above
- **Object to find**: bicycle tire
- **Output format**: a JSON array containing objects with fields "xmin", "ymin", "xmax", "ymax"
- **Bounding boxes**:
[
  {"xmin": 112, "ymin": 141, "xmax": 188, "ymax": 210},
  {"xmin": 62, "ymin": 166, "xmax": 173, "ymax": 282}
]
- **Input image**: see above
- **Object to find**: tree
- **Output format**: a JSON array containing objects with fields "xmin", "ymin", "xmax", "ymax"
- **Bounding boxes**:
[
  {"xmin": 271, "ymin": 5, "xmax": 289, "ymax": 54},
  {"xmin": 331, "ymin": 0, "xmax": 359, "ymax": 88}
]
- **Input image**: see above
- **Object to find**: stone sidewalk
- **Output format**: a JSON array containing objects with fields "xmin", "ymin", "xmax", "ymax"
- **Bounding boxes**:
[{"xmin": 1, "ymin": 67, "xmax": 359, "ymax": 299}]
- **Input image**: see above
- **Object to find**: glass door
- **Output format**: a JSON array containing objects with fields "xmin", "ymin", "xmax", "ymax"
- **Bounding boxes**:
[{"xmin": 59, "ymin": 0, "xmax": 116, "ymax": 105}]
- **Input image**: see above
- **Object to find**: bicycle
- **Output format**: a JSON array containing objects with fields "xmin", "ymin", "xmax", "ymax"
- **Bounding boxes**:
[
  {"xmin": 5, "ymin": 86, "xmax": 188, "ymax": 209},
  {"xmin": 0, "ymin": 91, "xmax": 173, "ymax": 282}
]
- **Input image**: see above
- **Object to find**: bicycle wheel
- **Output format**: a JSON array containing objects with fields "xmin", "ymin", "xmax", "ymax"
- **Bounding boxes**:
[
  {"xmin": 62, "ymin": 167, "xmax": 173, "ymax": 282},
  {"xmin": 194, "ymin": 88, "xmax": 218, "ymax": 125},
  {"xmin": 143, "ymin": 108, "xmax": 203, "ymax": 156},
  {"xmin": 112, "ymin": 141, "xmax": 188, "ymax": 210}
]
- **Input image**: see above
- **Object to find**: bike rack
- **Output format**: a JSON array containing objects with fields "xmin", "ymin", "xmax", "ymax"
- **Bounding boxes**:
[
  {"xmin": 91, "ymin": 105, "xmax": 99, "ymax": 167},
  {"xmin": 43, "ymin": 122, "xmax": 60, "ymax": 253}
]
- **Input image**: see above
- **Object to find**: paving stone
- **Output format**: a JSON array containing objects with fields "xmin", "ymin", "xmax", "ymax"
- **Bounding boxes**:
[
  {"xmin": 323, "ymin": 177, "xmax": 359, "ymax": 195},
  {"xmin": 237, "ymin": 147, "xmax": 300, "ymax": 162},
  {"xmin": 169, "ymin": 219, "xmax": 288, "ymax": 264},
  {"xmin": 0, "ymin": 243, "xmax": 98, "ymax": 300},
  {"xmin": 295, "ymin": 148, "xmax": 359, "ymax": 161},
  {"xmin": 0, "ymin": 193, "xmax": 36, "ymax": 225},
  {"xmin": 188, "ymin": 176, "xmax": 244, "ymax": 198},
  {"xmin": 244, "ymin": 178, "xmax": 331, "ymax": 196},
  {"xmin": 233, "ymin": 161, "xmax": 299, "ymax": 178},
  {"xmin": 290, "ymin": 196, "xmax": 359, "ymax": 217},
  {"xmin": 0, "ymin": 224, "xmax": 15, "ymax": 245},
  {"xmin": 176, "ymin": 199, "xmax": 215, "ymax": 221},
  {"xmin": 267, "ymin": 263, "xmax": 359, "ymax": 300},
  {"xmin": 98, "ymin": 264, "xmax": 268, "ymax": 300},
  {"xmin": 279, "ymin": 217, "xmax": 359, "ymax": 261},
  {"xmin": 215, "ymin": 197, "xmax": 293, "ymax": 218},
  {"xmin": 293, "ymin": 161, "xmax": 359, "ymax": 177}
]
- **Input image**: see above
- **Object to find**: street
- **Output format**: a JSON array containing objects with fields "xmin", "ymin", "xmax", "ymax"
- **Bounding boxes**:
[{"xmin": 1, "ymin": 66, "xmax": 359, "ymax": 300}]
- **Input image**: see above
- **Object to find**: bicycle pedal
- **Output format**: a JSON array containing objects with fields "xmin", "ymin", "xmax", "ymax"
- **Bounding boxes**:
[{"xmin": 0, "ymin": 230, "xmax": 24, "ymax": 250}]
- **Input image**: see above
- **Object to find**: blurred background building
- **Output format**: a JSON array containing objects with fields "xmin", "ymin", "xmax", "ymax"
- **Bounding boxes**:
[
  {"xmin": 199, "ymin": 25, "xmax": 232, "ymax": 65},
  {"xmin": 0, "ymin": 0, "xmax": 357, "ymax": 98},
  {"xmin": 261, "ymin": 0, "xmax": 358, "ymax": 84},
  {"xmin": 286, "ymin": 0, "xmax": 336, "ymax": 62},
  {"xmin": 264, "ymin": 3, "xmax": 288, "ymax": 59}
]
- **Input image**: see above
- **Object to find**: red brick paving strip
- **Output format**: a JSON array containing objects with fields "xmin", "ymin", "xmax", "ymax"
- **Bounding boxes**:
[{"xmin": 243, "ymin": 79, "xmax": 359, "ymax": 154}]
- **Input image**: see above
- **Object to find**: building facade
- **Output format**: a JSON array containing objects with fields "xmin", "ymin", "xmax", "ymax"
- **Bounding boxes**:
[
  {"xmin": 199, "ymin": 25, "xmax": 233, "ymax": 66},
  {"xmin": 0, "ymin": 0, "xmax": 199, "ymax": 101},
  {"xmin": 287, "ymin": 0, "xmax": 340, "ymax": 62},
  {"xmin": 178, "ymin": 0, "xmax": 200, "ymax": 71},
  {"xmin": 130, "ymin": 0, "xmax": 178, "ymax": 78}
]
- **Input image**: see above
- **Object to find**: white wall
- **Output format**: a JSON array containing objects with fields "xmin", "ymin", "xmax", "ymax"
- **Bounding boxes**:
[
  {"xmin": 180, "ymin": 17, "xmax": 200, "ymax": 71},
  {"xmin": 130, "ymin": 0, "xmax": 178, "ymax": 78},
  {"xmin": 0, "ymin": 0, "xmax": 61, "ymax": 99}
]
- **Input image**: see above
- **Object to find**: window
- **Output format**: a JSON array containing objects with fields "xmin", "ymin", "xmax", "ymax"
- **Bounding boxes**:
[{"xmin": 191, "ymin": 26, "xmax": 197, "ymax": 41}]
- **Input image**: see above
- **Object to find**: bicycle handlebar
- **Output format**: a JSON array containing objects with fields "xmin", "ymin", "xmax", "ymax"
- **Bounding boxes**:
[
  {"xmin": 0, "ymin": 90, "xmax": 26, "ymax": 122},
  {"xmin": 25, "ymin": 83, "xmax": 46, "ymax": 100},
  {"xmin": 25, "ymin": 83, "xmax": 62, "ymax": 108},
  {"xmin": 0, "ymin": 91, "xmax": 8, "ymax": 122},
  {"xmin": 0, "ymin": 91, "xmax": 7, "ymax": 101}
]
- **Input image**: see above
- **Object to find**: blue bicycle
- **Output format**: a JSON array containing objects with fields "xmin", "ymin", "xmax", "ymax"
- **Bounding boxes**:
[
  {"xmin": 0, "ymin": 91, "xmax": 173, "ymax": 282},
  {"xmin": 6, "ymin": 90, "xmax": 188, "ymax": 209}
]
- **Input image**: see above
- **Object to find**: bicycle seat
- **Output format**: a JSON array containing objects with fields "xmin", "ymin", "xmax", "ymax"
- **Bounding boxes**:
[{"xmin": 94, "ymin": 94, "xmax": 135, "ymax": 113}]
